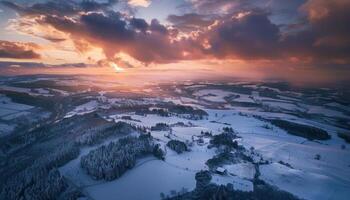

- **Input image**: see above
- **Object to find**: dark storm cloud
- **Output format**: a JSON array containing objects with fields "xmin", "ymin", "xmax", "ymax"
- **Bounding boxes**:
[
  {"xmin": 182, "ymin": 0, "xmax": 350, "ymax": 65},
  {"xmin": 203, "ymin": 12, "xmax": 281, "ymax": 59},
  {"xmin": 0, "ymin": 0, "xmax": 117, "ymax": 16},
  {"xmin": 279, "ymin": 0, "xmax": 350, "ymax": 64},
  {"xmin": 0, "ymin": 40, "xmax": 41, "ymax": 59},
  {"xmin": 80, "ymin": 12, "xmax": 134, "ymax": 42},
  {"xmin": 37, "ymin": 11, "xmax": 200, "ymax": 63},
  {"xmin": 302, "ymin": 0, "xmax": 350, "ymax": 47},
  {"xmin": 130, "ymin": 18, "xmax": 149, "ymax": 32}
]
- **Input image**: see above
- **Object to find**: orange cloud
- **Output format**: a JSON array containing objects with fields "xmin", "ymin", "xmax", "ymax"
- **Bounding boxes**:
[
  {"xmin": 0, "ymin": 40, "xmax": 41, "ymax": 59},
  {"xmin": 128, "ymin": 0, "xmax": 151, "ymax": 7},
  {"xmin": 1, "ymin": 0, "xmax": 350, "ymax": 84}
]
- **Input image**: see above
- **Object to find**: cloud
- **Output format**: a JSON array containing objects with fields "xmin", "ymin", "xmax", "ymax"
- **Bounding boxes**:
[
  {"xmin": 279, "ymin": 0, "xmax": 350, "ymax": 65},
  {"xmin": 128, "ymin": 0, "xmax": 151, "ymax": 7},
  {"xmin": 35, "ymin": 11, "xmax": 198, "ymax": 64},
  {"xmin": 0, "ymin": 40, "xmax": 41, "ymax": 59},
  {"xmin": 0, "ymin": 0, "xmax": 117, "ymax": 16},
  {"xmin": 167, "ymin": 13, "xmax": 214, "ymax": 32},
  {"xmin": 2, "ymin": 0, "xmax": 350, "ymax": 71},
  {"xmin": 301, "ymin": 0, "xmax": 350, "ymax": 47},
  {"xmin": 0, "ymin": 61, "xmax": 88, "ymax": 68},
  {"xmin": 186, "ymin": 0, "xmax": 248, "ymax": 15},
  {"xmin": 202, "ymin": 11, "xmax": 281, "ymax": 59},
  {"xmin": 7, "ymin": 16, "xmax": 69, "ymax": 43}
]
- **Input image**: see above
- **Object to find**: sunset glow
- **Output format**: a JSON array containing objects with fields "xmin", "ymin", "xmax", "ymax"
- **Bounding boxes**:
[
  {"xmin": 1, "ymin": 1, "xmax": 350, "ymax": 199},
  {"xmin": 0, "ymin": 0, "xmax": 349, "ymax": 85}
]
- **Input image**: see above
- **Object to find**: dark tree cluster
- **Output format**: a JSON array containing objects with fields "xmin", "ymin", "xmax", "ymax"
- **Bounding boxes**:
[
  {"xmin": 168, "ymin": 105, "xmax": 201, "ymax": 114},
  {"xmin": 121, "ymin": 115, "xmax": 133, "ymax": 120},
  {"xmin": 173, "ymin": 122, "xmax": 187, "ymax": 127},
  {"xmin": 0, "ymin": 167, "xmax": 66, "ymax": 200},
  {"xmin": 206, "ymin": 151, "xmax": 252, "ymax": 170},
  {"xmin": 81, "ymin": 135, "xmax": 163, "ymax": 181},
  {"xmin": 338, "ymin": 132, "xmax": 350, "ymax": 144},
  {"xmin": 133, "ymin": 104, "xmax": 207, "ymax": 120},
  {"xmin": 165, "ymin": 171, "xmax": 300, "ymax": 200},
  {"xmin": 195, "ymin": 170, "xmax": 212, "ymax": 191},
  {"xmin": 36, "ymin": 143, "xmax": 80, "ymax": 170},
  {"xmin": 75, "ymin": 121, "xmax": 135, "ymax": 145},
  {"xmin": 223, "ymin": 127, "xmax": 234, "ymax": 133},
  {"xmin": 153, "ymin": 144, "xmax": 165, "ymax": 160},
  {"xmin": 121, "ymin": 115, "xmax": 141, "ymax": 122},
  {"xmin": 168, "ymin": 105, "xmax": 208, "ymax": 120},
  {"xmin": 200, "ymin": 131, "xmax": 212, "ymax": 137},
  {"xmin": 150, "ymin": 108, "xmax": 170, "ymax": 117},
  {"xmin": 209, "ymin": 133, "xmax": 238, "ymax": 149},
  {"xmin": 278, "ymin": 161, "xmax": 293, "ymax": 169},
  {"xmin": 206, "ymin": 152, "xmax": 233, "ymax": 169},
  {"xmin": 167, "ymin": 140, "xmax": 188, "ymax": 154},
  {"xmin": 0, "ymin": 143, "xmax": 80, "ymax": 200},
  {"xmin": 270, "ymin": 119, "xmax": 331, "ymax": 140},
  {"xmin": 151, "ymin": 123, "xmax": 170, "ymax": 131}
]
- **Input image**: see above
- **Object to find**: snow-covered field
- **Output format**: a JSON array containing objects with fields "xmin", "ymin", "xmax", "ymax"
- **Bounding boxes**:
[
  {"xmin": 193, "ymin": 89, "xmax": 233, "ymax": 102},
  {"xmin": 60, "ymin": 102, "xmax": 350, "ymax": 200},
  {"xmin": 260, "ymin": 163, "xmax": 350, "ymax": 200},
  {"xmin": 87, "ymin": 159, "xmax": 196, "ymax": 200},
  {"xmin": 65, "ymin": 100, "xmax": 100, "ymax": 118},
  {"xmin": 0, "ymin": 95, "xmax": 35, "ymax": 136},
  {"xmin": 3, "ymin": 78, "xmax": 349, "ymax": 200}
]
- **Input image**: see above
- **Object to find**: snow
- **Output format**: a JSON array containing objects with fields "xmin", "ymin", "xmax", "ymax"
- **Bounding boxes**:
[
  {"xmin": 50, "ymin": 88, "xmax": 70, "ymax": 96},
  {"xmin": 192, "ymin": 89, "xmax": 257, "ymax": 104},
  {"xmin": 180, "ymin": 97, "xmax": 199, "ymax": 104},
  {"xmin": 262, "ymin": 101, "xmax": 305, "ymax": 112},
  {"xmin": 65, "ymin": 100, "xmax": 99, "ymax": 118},
  {"xmin": 33, "ymin": 88, "xmax": 50, "ymax": 94},
  {"xmin": 113, "ymin": 114, "xmax": 194, "ymax": 128},
  {"xmin": 301, "ymin": 104, "xmax": 350, "ymax": 119},
  {"xmin": 0, "ymin": 86, "xmax": 53, "ymax": 97},
  {"xmin": 59, "ymin": 134, "xmax": 140, "ymax": 187},
  {"xmin": 224, "ymin": 163, "xmax": 256, "ymax": 180},
  {"xmin": 86, "ymin": 160, "xmax": 196, "ymax": 200},
  {"xmin": 193, "ymin": 89, "xmax": 232, "ymax": 103},
  {"xmin": 277, "ymin": 95, "xmax": 301, "ymax": 102},
  {"xmin": 57, "ymin": 82, "xmax": 350, "ymax": 200},
  {"xmin": 165, "ymin": 144, "xmax": 215, "ymax": 171},
  {"xmin": 232, "ymin": 95, "xmax": 255, "ymax": 103},
  {"xmin": 0, "ymin": 95, "xmax": 34, "ymax": 119},
  {"xmin": 105, "ymin": 104, "xmax": 350, "ymax": 200},
  {"xmin": 260, "ymin": 163, "xmax": 350, "ymax": 200},
  {"xmin": 0, "ymin": 85, "xmax": 31, "ymax": 93},
  {"xmin": 240, "ymin": 132, "xmax": 350, "ymax": 200},
  {"xmin": 216, "ymin": 167, "xmax": 226, "ymax": 174}
]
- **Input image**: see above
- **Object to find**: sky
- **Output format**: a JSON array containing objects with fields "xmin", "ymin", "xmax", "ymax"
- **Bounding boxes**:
[{"xmin": 0, "ymin": 0, "xmax": 349, "ymax": 85}]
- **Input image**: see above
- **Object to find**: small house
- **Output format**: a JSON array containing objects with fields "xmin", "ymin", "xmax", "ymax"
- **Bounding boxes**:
[{"xmin": 216, "ymin": 167, "xmax": 227, "ymax": 175}]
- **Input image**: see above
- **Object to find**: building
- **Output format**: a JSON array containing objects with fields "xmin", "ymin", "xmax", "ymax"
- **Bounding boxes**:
[{"xmin": 216, "ymin": 167, "xmax": 227, "ymax": 175}]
